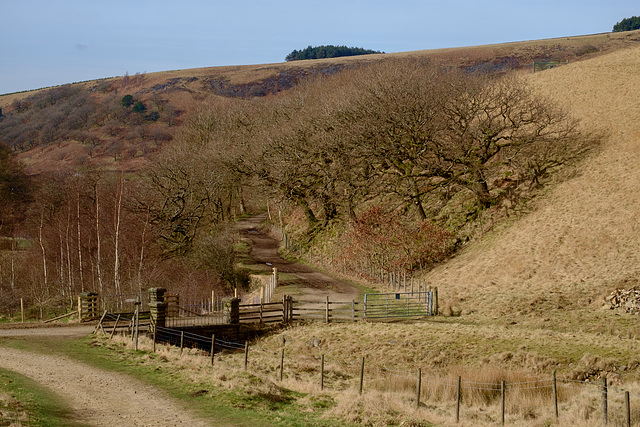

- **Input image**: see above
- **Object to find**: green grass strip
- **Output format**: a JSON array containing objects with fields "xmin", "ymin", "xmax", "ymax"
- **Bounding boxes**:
[{"xmin": 0, "ymin": 367, "xmax": 80, "ymax": 426}]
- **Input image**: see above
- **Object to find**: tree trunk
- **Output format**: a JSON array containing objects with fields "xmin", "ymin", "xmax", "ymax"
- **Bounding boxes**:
[
  {"xmin": 113, "ymin": 173, "xmax": 124, "ymax": 299},
  {"xmin": 137, "ymin": 207, "xmax": 150, "ymax": 294},
  {"xmin": 472, "ymin": 179, "xmax": 493, "ymax": 208},
  {"xmin": 296, "ymin": 197, "xmax": 318, "ymax": 229},
  {"xmin": 94, "ymin": 181, "xmax": 104, "ymax": 293},
  {"xmin": 76, "ymin": 185, "xmax": 84, "ymax": 292},
  {"xmin": 38, "ymin": 211, "xmax": 48, "ymax": 295},
  {"xmin": 65, "ymin": 203, "xmax": 73, "ymax": 306},
  {"xmin": 10, "ymin": 238, "xmax": 15, "ymax": 291}
]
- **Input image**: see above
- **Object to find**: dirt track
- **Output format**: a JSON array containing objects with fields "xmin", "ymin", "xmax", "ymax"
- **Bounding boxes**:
[
  {"xmin": 238, "ymin": 213, "xmax": 360, "ymax": 302},
  {"xmin": 0, "ymin": 344, "xmax": 212, "ymax": 426}
]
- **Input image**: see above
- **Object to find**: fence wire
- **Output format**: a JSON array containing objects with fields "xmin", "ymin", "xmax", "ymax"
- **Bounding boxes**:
[{"xmin": 105, "ymin": 312, "xmax": 637, "ymax": 425}]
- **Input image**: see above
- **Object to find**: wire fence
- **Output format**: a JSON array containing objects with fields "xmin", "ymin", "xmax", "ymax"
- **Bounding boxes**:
[{"xmin": 104, "ymin": 321, "xmax": 638, "ymax": 425}]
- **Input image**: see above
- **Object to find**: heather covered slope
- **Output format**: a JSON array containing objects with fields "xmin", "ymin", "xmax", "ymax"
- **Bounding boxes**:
[{"xmin": 426, "ymin": 44, "xmax": 640, "ymax": 317}]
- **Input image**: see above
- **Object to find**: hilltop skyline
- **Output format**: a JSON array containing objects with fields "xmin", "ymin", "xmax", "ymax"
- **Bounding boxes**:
[{"xmin": 1, "ymin": 0, "xmax": 637, "ymax": 95}]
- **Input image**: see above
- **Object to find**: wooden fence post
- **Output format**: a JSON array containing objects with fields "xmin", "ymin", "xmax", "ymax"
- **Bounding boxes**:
[
  {"xmin": 279, "ymin": 348, "xmax": 285, "ymax": 381},
  {"xmin": 416, "ymin": 368, "xmax": 422, "ymax": 409},
  {"xmin": 20, "ymin": 298, "xmax": 24, "ymax": 323},
  {"xmin": 320, "ymin": 354, "xmax": 325, "ymax": 391},
  {"xmin": 359, "ymin": 357, "xmax": 365, "ymax": 394},
  {"xmin": 94, "ymin": 310, "xmax": 107, "ymax": 335},
  {"xmin": 325, "ymin": 296, "xmax": 329, "ymax": 324},
  {"xmin": 211, "ymin": 334, "xmax": 216, "ymax": 365},
  {"xmin": 500, "ymin": 381, "xmax": 505, "ymax": 426},
  {"xmin": 602, "ymin": 376, "xmax": 608, "ymax": 425},
  {"xmin": 456, "ymin": 376, "xmax": 461, "ymax": 423},
  {"xmin": 282, "ymin": 295, "xmax": 287, "ymax": 322},
  {"xmin": 625, "ymin": 391, "xmax": 631, "ymax": 427},
  {"xmin": 134, "ymin": 307, "xmax": 140, "ymax": 351},
  {"xmin": 109, "ymin": 314, "xmax": 121, "ymax": 339},
  {"xmin": 244, "ymin": 342, "xmax": 249, "ymax": 370},
  {"xmin": 552, "ymin": 370, "xmax": 558, "ymax": 419},
  {"xmin": 152, "ymin": 324, "xmax": 157, "ymax": 353},
  {"xmin": 433, "ymin": 286, "xmax": 439, "ymax": 315}
]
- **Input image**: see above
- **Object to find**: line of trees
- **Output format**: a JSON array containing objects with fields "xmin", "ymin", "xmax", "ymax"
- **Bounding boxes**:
[
  {"xmin": 150, "ymin": 58, "xmax": 594, "ymax": 273},
  {"xmin": 0, "ymin": 165, "xmax": 248, "ymax": 319},
  {"xmin": 285, "ymin": 45, "xmax": 383, "ymax": 61},
  {"xmin": 613, "ymin": 16, "xmax": 640, "ymax": 32}
]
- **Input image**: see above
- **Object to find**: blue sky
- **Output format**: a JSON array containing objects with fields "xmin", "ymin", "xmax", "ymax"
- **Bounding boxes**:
[{"xmin": 1, "ymin": 1, "xmax": 637, "ymax": 95}]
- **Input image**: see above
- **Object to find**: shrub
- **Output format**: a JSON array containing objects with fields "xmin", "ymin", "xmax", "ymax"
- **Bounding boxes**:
[
  {"xmin": 132, "ymin": 101, "xmax": 146, "ymax": 113},
  {"xmin": 121, "ymin": 94, "xmax": 134, "ymax": 107},
  {"xmin": 337, "ymin": 205, "xmax": 455, "ymax": 276}
]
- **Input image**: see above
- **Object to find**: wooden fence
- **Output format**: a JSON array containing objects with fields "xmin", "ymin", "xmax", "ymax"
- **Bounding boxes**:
[
  {"xmin": 239, "ymin": 299, "xmax": 290, "ymax": 324},
  {"xmin": 160, "ymin": 292, "xmax": 434, "ymax": 328},
  {"xmin": 291, "ymin": 297, "xmax": 359, "ymax": 322},
  {"xmin": 78, "ymin": 292, "xmax": 100, "ymax": 321}
]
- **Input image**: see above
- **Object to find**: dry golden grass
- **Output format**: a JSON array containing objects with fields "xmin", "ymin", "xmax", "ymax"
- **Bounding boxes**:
[
  {"xmin": 424, "ymin": 41, "xmax": 640, "ymax": 317},
  {"xmin": 105, "ymin": 326, "xmax": 640, "ymax": 426}
]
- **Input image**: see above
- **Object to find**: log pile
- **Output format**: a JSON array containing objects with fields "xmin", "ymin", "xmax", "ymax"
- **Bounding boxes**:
[{"xmin": 605, "ymin": 288, "xmax": 640, "ymax": 313}]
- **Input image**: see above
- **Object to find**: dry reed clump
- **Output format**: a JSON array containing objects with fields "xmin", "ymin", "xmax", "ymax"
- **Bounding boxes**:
[
  {"xmin": 481, "ymin": 351, "xmax": 558, "ymax": 374},
  {"xmin": 326, "ymin": 389, "xmax": 429, "ymax": 427}
]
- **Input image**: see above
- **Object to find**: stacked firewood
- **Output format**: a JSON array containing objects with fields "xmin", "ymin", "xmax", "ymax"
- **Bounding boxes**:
[{"xmin": 605, "ymin": 288, "xmax": 640, "ymax": 313}]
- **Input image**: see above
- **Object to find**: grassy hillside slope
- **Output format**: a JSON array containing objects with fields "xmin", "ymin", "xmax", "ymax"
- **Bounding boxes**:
[
  {"xmin": 426, "ymin": 43, "xmax": 640, "ymax": 317},
  {"xmin": 2, "ymin": 30, "xmax": 640, "ymax": 176}
]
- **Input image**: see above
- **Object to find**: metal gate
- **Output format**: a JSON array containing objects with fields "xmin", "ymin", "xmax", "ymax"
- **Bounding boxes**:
[{"xmin": 363, "ymin": 291, "xmax": 433, "ymax": 319}]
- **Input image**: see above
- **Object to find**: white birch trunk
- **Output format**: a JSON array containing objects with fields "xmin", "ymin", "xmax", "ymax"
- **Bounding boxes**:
[{"xmin": 113, "ymin": 174, "xmax": 124, "ymax": 299}]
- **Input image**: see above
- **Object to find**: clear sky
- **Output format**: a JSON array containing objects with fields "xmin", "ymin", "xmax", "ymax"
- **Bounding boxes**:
[{"xmin": 1, "ymin": 0, "xmax": 637, "ymax": 95}]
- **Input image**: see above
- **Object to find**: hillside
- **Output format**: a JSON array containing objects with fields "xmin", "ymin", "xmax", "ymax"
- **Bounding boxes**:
[
  {"xmin": 425, "ymin": 42, "xmax": 640, "ymax": 318},
  {"xmin": 2, "ymin": 29, "xmax": 640, "ymax": 316},
  {"xmin": 2, "ymin": 30, "xmax": 640, "ymax": 175}
]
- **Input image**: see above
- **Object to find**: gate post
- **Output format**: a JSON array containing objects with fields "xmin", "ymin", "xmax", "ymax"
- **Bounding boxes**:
[
  {"xmin": 433, "ymin": 286, "xmax": 439, "ymax": 315},
  {"xmin": 223, "ymin": 298, "xmax": 240, "ymax": 324},
  {"xmin": 148, "ymin": 288, "xmax": 167, "ymax": 332},
  {"xmin": 78, "ymin": 292, "xmax": 99, "ymax": 321}
]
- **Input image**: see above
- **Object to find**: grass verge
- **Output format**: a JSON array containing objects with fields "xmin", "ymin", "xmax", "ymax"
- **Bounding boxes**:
[{"xmin": 0, "ymin": 366, "xmax": 79, "ymax": 426}]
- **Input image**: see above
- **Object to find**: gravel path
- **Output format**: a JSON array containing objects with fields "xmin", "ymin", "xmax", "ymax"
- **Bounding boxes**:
[{"xmin": 0, "ymin": 344, "xmax": 212, "ymax": 426}]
